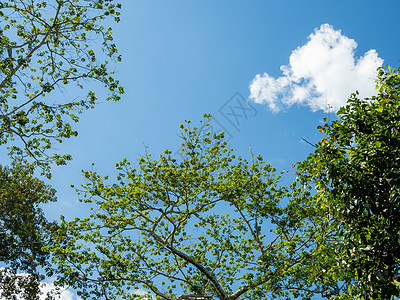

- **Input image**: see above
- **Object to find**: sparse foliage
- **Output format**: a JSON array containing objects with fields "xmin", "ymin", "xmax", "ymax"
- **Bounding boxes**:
[
  {"xmin": 0, "ymin": 1, "xmax": 123, "ymax": 298},
  {"xmin": 0, "ymin": 0, "xmax": 123, "ymax": 176}
]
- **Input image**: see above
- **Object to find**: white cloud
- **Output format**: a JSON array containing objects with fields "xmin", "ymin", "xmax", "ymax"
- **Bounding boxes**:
[{"xmin": 249, "ymin": 24, "xmax": 383, "ymax": 112}]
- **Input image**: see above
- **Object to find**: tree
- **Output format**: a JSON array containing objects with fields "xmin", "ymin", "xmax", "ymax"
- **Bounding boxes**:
[
  {"xmin": 0, "ymin": 0, "xmax": 123, "ymax": 176},
  {"xmin": 0, "ymin": 161, "xmax": 58, "ymax": 299},
  {"xmin": 291, "ymin": 65, "xmax": 400, "ymax": 299},
  {"xmin": 0, "ymin": 1, "xmax": 123, "ymax": 298},
  {"xmin": 49, "ymin": 114, "xmax": 315, "ymax": 300}
]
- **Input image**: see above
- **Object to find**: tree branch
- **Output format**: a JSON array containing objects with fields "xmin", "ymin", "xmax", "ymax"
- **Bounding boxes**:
[{"xmin": 146, "ymin": 230, "xmax": 227, "ymax": 300}]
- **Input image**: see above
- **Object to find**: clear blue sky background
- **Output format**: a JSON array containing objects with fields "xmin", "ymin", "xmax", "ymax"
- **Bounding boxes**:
[{"xmin": 45, "ymin": 0, "xmax": 400, "ymax": 224}]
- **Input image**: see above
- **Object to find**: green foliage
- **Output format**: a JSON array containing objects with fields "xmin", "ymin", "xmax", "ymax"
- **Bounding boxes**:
[
  {"xmin": 49, "ymin": 114, "xmax": 311, "ymax": 300},
  {"xmin": 294, "ymin": 65, "xmax": 400, "ymax": 299},
  {"xmin": 0, "ymin": 161, "xmax": 58, "ymax": 299},
  {"xmin": 0, "ymin": 1, "xmax": 124, "ymax": 298},
  {"xmin": 0, "ymin": 0, "xmax": 123, "ymax": 177}
]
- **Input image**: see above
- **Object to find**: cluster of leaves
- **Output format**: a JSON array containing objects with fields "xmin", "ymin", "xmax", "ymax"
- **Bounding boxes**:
[
  {"xmin": 293, "ymin": 66, "xmax": 400, "ymax": 299},
  {"xmin": 0, "ymin": 0, "xmax": 123, "ymax": 176},
  {"xmin": 0, "ymin": 161, "xmax": 58, "ymax": 299}
]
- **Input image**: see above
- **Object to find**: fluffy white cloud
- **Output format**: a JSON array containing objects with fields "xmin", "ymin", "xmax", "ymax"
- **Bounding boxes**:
[{"xmin": 249, "ymin": 24, "xmax": 383, "ymax": 112}]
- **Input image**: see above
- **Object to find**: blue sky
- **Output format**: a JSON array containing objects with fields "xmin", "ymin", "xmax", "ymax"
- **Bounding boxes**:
[{"xmin": 36, "ymin": 0, "xmax": 400, "ymax": 298}]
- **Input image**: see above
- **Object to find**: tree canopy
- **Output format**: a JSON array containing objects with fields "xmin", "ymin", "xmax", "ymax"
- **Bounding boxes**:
[
  {"xmin": 291, "ymin": 65, "xmax": 400, "ymax": 299},
  {"xmin": 49, "ymin": 115, "xmax": 316, "ymax": 300},
  {"xmin": 0, "ymin": 1, "xmax": 123, "ymax": 298},
  {"xmin": 0, "ymin": 161, "xmax": 57, "ymax": 299}
]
